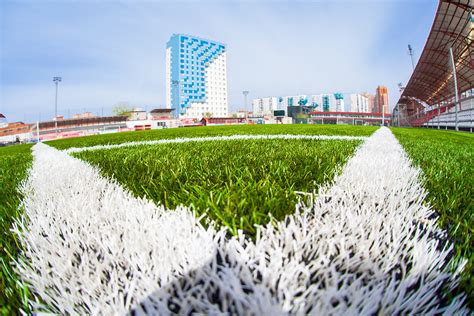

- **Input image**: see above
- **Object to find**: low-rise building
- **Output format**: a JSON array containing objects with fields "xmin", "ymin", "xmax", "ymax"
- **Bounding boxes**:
[
  {"xmin": 128, "ymin": 109, "xmax": 147, "ymax": 121},
  {"xmin": 201, "ymin": 117, "xmax": 247, "ymax": 126},
  {"xmin": 0, "ymin": 122, "xmax": 32, "ymax": 143},
  {"xmin": 150, "ymin": 108, "xmax": 174, "ymax": 120}
]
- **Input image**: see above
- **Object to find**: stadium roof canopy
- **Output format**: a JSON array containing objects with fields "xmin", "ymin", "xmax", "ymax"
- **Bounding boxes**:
[{"xmin": 397, "ymin": 0, "xmax": 473, "ymax": 107}]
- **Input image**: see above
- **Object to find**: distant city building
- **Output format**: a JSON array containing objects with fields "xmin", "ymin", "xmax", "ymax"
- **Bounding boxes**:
[
  {"xmin": 333, "ymin": 93, "xmax": 345, "ymax": 112},
  {"xmin": 350, "ymin": 94, "xmax": 369, "ymax": 112},
  {"xmin": 0, "ymin": 121, "xmax": 30, "ymax": 143},
  {"xmin": 311, "ymin": 94, "xmax": 344, "ymax": 112},
  {"xmin": 254, "ymin": 93, "xmax": 347, "ymax": 114},
  {"xmin": 362, "ymin": 92, "xmax": 376, "ymax": 112},
  {"xmin": 150, "ymin": 108, "xmax": 174, "ymax": 120},
  {"xmin": 128, "ymin": 109, "xmax": 147, "ymax": 121},
  {"xmin": 252, "ymin": 97, "xmax": 279, "ymax": 115},
  {"xmin": 309, "ymin": 95, "xmax": 323, "ymax": 111},
  {"xmin": 375, "ymin": 86, "xmax": 389, "ymax": 114},
  {"xmin": 278, "ymin": 95, "xmax": 306, "ymax": 109},
  {"xmin": 166, "ymin": 34, "xmax": 228, "ymax": 119}
]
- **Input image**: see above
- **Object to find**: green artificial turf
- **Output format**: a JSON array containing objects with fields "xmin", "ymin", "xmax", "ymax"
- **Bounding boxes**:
[
  {"xmin": 49, "ymin": 124, "xmax": 377, "ymax": 150},
  {"xmin": 74, "ymin": 138, "xmax": 361, "ymax": 237},
  {"xmin": 391, "ymin": 128, "xmax": 474, "ymax": 307},
  {"xmin": 0, "ymin": 144, "xmax": 33, "ymax": 314}
]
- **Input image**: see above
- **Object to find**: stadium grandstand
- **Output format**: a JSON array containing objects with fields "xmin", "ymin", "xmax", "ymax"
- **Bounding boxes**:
[{"xmin": 393, "ymin": 0, "xmax": 473, "ymax": 132}]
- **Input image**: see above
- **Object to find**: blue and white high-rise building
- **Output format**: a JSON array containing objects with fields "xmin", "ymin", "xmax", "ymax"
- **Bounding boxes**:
[{"xmin": 166, "ymin": 34, "xmax": 228, "ymax": 118}]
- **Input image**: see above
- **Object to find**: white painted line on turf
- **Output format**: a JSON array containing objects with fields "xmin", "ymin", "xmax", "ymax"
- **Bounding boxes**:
[
  {"xmin": 13, "ymin": 143, "xmax": 221, "ymax": 314},
  {"xmin": 14, "ymin": 127, "xmax": 469, "ymax": 314},
  {"xmin": 64, "ymin": 133, "xmax": 368, "ymax": 153}
]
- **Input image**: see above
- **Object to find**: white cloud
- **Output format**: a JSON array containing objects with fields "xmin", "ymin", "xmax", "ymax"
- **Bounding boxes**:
[{"xmin": 1, "ymin": 0, "xmax": 434, "ymax": 121}]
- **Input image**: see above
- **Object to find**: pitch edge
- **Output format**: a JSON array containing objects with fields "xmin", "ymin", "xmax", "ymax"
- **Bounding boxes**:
[{"xmin": 13, "ymin": 127, "xmax": 469, "ymax": 314}]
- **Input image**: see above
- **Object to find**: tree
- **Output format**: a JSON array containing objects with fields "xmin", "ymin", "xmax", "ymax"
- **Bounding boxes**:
[
  {"xmin": 204, "ymin": 112, "xmax": 213, "ymax": 118},
  {"xmin": 112, "ymin": 103, "xmax": 133, "ymax": 117},
  {"xmin": 231, "ymin": 113, "xmax": 238, "ymax": 118},
  {"xmin": 295, "ymin": 112, "xmax": 309, "ymax": 119}
]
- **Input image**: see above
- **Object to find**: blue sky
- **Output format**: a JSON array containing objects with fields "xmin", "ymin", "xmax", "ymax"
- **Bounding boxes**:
[{"xmin": 1, "ymin": 0, "xmax": 437, "ymax": 122}]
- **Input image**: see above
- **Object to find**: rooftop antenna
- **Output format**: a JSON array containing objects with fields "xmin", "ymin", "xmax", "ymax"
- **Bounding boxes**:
[
  {"xmin": 242, "ymin": 91, "xmax": 249, "ymax": 121},
  {"xmin": 408, "ymin": 45, "xmax": 415, "ymax": 70}
]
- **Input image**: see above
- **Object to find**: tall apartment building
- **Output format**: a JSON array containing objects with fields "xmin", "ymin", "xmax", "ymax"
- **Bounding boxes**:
[
  {"xmin": 312, "ymin": 94, "xmax": 343, "ymax": 112},
  {"xmin": 166, "ymin": 34, "xmax": 228, "ymax": 118},
  {"xmin": 252, "ymin": 97, "xmax": 279, "ymax": 116},
  {"xmin": 374, "ymin": 86, "xmax": 389, "ymax": 114},
  {"xmin": 333, "ymin": 93, "xmax": 345, "ymax": 112},
  {"xmin": 350, "ymin": 94, "xmax": 369, "ymax": 112},
  {"xmin": 278, "ymin": 95, "xmax": 307, "ymax": 109},
  {"xmin": 362, "ymin": 92, "xmax": 376, "ymax": 112}
]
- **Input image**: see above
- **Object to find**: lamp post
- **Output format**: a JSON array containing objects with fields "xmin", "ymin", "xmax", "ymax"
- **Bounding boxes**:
[
  {"xmin": 448, "ymin": 47, "xmax": 459, "ymax": 131},
  {"xmin": 242, "ymin": 90, "xmax": 249, "ymax": 121},
  {"xmin": 53, "ymin": 76, "xmax": 62, "ymax": 135},
  {"xmin": 381, "ymin": 104, "xmax": 385, "ymax": 126},
  {"xmin": 397, "ymin": 83, "xmax": 405, "ymax": 127}
]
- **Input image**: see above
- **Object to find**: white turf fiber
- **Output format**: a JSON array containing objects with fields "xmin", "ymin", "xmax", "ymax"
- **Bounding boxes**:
[{"xmin": 13, "ymin": 127, "xmax": 469, "ymax": 314}]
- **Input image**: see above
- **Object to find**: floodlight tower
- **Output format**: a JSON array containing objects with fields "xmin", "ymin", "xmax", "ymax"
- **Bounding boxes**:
[
  {"xmin": 408, "ymin": 45, "xmax": 415, "ymax": 71},
  {"xmin": 242, "ymin": 90, "xmax": 249, "ymax": 120},
  {"xmin": 242, "ymin": 91, "xmax": 249, "ymax": 110},
  {"xmin": 53, "ymin": 76, "xmax": 62, "ymax": 135}
]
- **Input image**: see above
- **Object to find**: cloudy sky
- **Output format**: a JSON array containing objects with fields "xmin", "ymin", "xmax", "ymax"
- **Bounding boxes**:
[{"xmin": 1, "ymin": 0, "xmax": 437, "ymax": 122}]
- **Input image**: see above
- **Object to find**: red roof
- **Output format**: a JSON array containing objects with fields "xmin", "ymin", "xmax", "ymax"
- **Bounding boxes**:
[
  {"xmin": 397, "ymin": 0, "xmax": 473, "ymax": 107},
  {"xmin": 150, "ymin": 108, "xmax": 174, "ymax": 113}
]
